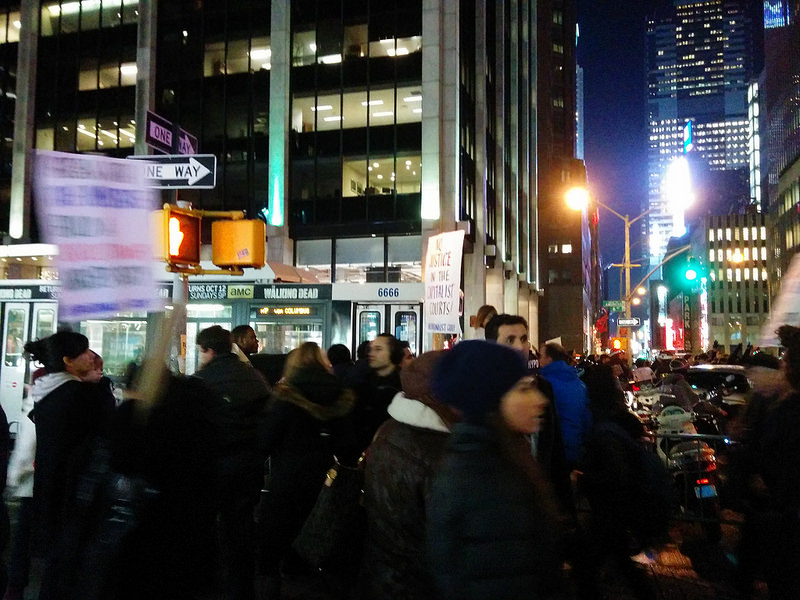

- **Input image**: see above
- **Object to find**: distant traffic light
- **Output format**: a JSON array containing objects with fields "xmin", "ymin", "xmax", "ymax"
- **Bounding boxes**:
[{"xmin": 152, "ymin": 205, "xmax": 202, "ymax": 266}]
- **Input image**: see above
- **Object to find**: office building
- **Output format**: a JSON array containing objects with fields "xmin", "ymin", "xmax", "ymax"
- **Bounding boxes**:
[
  {"xmin": 645, "ymin": 0, "xmax": 761, "ymax": 268},
  {"xmin": 0, "ymin": 0, "xmax": 552, "ymax": 355}
]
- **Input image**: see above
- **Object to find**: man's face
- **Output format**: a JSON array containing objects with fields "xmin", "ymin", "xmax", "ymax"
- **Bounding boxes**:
[
  {"xmin": 197, "ymin": 345, "xmax": 215, "ymax": 368},
  {"xmin": 369, "ymin": 337, "xmax": 394, "ymax": 372},
  {"xmin": 496, "ymin": 323, "xmax": 530, "ymax": 357},
  {"xmin": 238, "ymin": 328, "xmax": 259, "ymax": 355}
]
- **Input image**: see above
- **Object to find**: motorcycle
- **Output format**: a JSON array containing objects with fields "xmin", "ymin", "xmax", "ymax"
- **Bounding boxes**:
[{"xmin": 648, "ymin": 405, "xmax": 723, "ymax": 542}]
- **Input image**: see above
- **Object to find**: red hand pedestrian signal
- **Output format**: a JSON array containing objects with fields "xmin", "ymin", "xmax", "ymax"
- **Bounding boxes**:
[{"xmin": 153, "ymin": 205, "xmax": 202, "ymax": 266}]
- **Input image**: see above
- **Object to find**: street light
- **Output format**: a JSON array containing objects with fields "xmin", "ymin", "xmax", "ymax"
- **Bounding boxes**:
[{"xmin": 567, "ymin": 187, "xmax": 656, "ymax": 361}]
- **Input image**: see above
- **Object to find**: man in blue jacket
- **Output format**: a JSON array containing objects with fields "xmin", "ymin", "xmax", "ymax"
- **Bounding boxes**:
[{"xmin": 539, "ymin": 342, "xmax": 593, "ymax": 469}]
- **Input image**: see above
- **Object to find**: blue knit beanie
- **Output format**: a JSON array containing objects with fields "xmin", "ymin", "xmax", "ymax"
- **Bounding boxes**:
[{"xmin": 431, "ymin": 340, "xmax": 527, "ymax": 424}]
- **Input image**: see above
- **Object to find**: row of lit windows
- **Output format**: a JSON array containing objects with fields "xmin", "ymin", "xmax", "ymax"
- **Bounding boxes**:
[
  {"xmin": 36, "ymin": 118, "xmax": 136, "ymax": 151},
  {"xmin": 708, "ymin": 227, "xmax": 767, "ymax": 242},
  {"xmin": 292, "ymin": 85, "xmax": 422, "ymax": 133},
  {"xmin": 292, "ymin": 29, "xmax": 421, "ymax": 67},
  {"xmin": 708, "ymin": 247, "xmax": 767, "ymax": 263},
  {"xmin": 709, "ymin": 268, "xmax": 769, "ymax": 282}
]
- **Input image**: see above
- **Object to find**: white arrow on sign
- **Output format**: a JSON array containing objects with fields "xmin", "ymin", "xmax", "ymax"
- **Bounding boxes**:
[{"xmin": 144, "ymin": 157, "xmax": 210, "ymax": 185}]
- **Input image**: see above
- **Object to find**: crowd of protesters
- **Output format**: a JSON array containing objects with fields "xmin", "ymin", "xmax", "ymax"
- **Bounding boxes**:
[{"xmin": 0, "ymin": 314, "xmax": 797, "ymax": 600}]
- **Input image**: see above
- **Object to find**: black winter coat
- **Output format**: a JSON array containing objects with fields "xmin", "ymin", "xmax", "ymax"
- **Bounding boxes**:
[
  {"xmin": 31, "ymin": 379, "xmax": 115, "ymax": 550},
  {"xmin": 359, "ymin": 405, "xmax": 450, "ymax": 600},
  {"xmin": 427, "ymin": 422, "xmax": 562, "ymax": 600},
  {"xmin": 258, "ymin": 366, "xmax": 356, "ymax": 567},
  {"xmin": 193, "ymin": 353, "xmax": 271, "ymax": 500}
]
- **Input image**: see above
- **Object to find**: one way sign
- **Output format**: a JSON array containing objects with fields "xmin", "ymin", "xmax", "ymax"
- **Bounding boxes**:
[{"xmin": 128, "ymin": 154, "xmax": 216, "ymax": 189}]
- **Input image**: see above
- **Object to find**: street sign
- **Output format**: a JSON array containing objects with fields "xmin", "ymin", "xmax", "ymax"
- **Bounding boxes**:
[
  {"xmin": 618, "ymin": 317, "xmax": 641, "ymax": 327},
  {"xmin": 128, "ymin": 154, "xmax": 216, "ymax": 189},
  {"xmin": 603, "ymin": 300, "xmax": 625, "ymax": 312},
  {"xmin": 145, "ymin": 110, "xmax": 199, "ymax": 155}
]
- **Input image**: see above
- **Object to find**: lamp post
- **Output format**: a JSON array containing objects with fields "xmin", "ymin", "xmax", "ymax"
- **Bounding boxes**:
[{"xmin": 567, "ymin": 188, "xmax": 657, "ymax": 362}]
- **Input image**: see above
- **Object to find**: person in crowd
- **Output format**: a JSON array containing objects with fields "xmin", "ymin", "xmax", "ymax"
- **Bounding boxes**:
[
  {"xmin": 485, "ymin": 315, "xmax": 573, "ymax": 514},
  {"xmin": 108, "ymin": 367, "xmax": 223, "ymax": 600},
  {"xmin": 736, "ymin": 325, "xmax": 800, "ymax": 599},
  {"xmin": 23, "ymin": 331, "xmax": 115, "ymax": 600},
  {"xmin": 472, "ymin": 304, "xmax": 497, "ymax": 340},
  {"xmin": 632, "ymin": 358, "xmax": 655, "ymax": 384},
  {"xmin": 427, "ymin": 341, "xmax": 564, "ymax": 600},
  {"xmin": 353, "ymin": 334, "xmax": 403, "ymax": 451},
  {"xmin": 256, "ymin": 342, "xmax": 356, "ymax": 600},
  {"xmin": 539, "ymin": 341, "xmax": 593, "ymax": 470},
  {"xmin": 4, "ymin": 368, "xmax": 41, "ymax": 600},
  {"xmin": 327, "ymin": 343, "xmax": 355, "ymax": 382},
  {"xmin": 660, "ymin": 358, "xmax": 699, "ymax": 410},
  {"xmin": 193, "ymin": 325, "xmax": 272, "ymax": 600},
  {"xmin": 232, "ymin": 325, "xmax": 260, "ymax": 357},
  {"xmin": 484, "ymin": 314, "xmax": 531, "ymax": 357},
  {"xmin": 358, "ymin": 350, "xmax": 457, "ymax": 600},
  {"xmin": 398, "ymin": 340, "xmax": 415, "ymax": 370},
  {"xmin": 579, "ymin": 364, "xmax": 668, "ymax": 600}
]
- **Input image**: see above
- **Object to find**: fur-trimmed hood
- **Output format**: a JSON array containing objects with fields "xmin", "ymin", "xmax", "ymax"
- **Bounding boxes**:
[{"xmin": 273, "ymin": 365, "xmax": 356, "ymax": 421}]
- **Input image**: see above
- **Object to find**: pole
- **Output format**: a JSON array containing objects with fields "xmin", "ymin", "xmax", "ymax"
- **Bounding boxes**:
[{"xmin": 623, "ymin": 214, "xmax": 632, "ymax": 366}]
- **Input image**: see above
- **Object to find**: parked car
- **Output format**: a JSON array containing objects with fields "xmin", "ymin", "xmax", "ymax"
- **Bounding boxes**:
[{"xmin": 685, "ymin": 364, "xmax": 751, "ymax": 408}]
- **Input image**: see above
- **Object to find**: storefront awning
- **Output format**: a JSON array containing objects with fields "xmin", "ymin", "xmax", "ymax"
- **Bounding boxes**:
[{"xmin": 266, "ymin": 262, "xmax": 319, "ymax": 283}]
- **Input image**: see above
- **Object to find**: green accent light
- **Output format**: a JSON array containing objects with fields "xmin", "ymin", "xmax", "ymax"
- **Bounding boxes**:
[{"xmin": 269, "ymin": 173, "xmax": 283, "ymax": 227}]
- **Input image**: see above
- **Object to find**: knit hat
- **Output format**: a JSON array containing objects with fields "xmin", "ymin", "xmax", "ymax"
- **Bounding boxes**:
[{"xmin": 431, "ymin": 340, "xmax": 527, "ymax": 424}]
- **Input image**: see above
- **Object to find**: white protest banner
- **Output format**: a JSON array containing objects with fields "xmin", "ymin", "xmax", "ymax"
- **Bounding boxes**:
[
  {"xmin": 424, "ymin": 230, "xmax": 465, "ymax": 334},
  {"xmin": 760, "ymin": 252, "xmax": 800, "ymax": 346},
  {"xmin": 33, "ymin": 150, "xmax": 161, "ymax": 321}
]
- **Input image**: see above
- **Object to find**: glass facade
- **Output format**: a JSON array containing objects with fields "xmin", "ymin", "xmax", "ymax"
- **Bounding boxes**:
[{"xmin": 289, "ymin": 0, "xmax": 423, "ymax": 244}]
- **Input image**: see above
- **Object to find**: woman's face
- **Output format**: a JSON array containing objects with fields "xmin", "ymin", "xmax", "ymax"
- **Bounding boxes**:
[
  {"xmin": 63, "ymin": 348, "xmax": 95, "ymax": 378},
  {"xmin": 500, "ymin": 378, "xmax": 550, "ymax": 434}
]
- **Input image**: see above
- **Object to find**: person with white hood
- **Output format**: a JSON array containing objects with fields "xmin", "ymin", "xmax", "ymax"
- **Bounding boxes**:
[{"xmin": 357, "ymin": 350, "xmax": 458, "ymax": 600}]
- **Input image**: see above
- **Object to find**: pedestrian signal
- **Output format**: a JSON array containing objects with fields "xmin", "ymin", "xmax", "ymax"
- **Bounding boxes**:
[
  {"xmin": 152, "ymin": 205, "xmax": 202, "ymax": 265},
  {"xmin": 211, "ymin": 219, "xmax": 266, "ymax": 268}
]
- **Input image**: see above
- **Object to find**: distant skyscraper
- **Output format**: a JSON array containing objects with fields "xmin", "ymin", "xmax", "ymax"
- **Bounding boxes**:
[{"xmin": 645, "ymin": 0, "xmax": 759, "ymax": 267}]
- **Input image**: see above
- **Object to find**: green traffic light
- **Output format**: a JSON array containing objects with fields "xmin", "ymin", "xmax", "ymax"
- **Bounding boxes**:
[{"xmin": 685, "ymin": 268, "xmax": 697, "ymax": 281}]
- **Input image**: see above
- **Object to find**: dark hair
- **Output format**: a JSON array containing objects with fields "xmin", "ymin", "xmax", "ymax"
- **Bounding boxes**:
[
  {"xmin": 24, "ymin": 331, "xmax": 89, "ymax": 374},
  {"xmin": 327, "ymin": 343, "xmax": 352, "ymax": 366},
  {"xmin": 484, "ymin": 314, "xmax": 528, "ymax": 342},
  {"xmin": 196, "ymin": 325, "xmax": 232, "ymax": 355},
  {"xmin": 356, "ymin": 340, "xmax": 371, "ymax": 361},
  {"xmin": 376, "ymin": 332, "xmax": 404, "ymax": 365},
  {"xmin": 231, "ymin": 325, "xmax": 254, "ymax": 343},
  {"xmin": 542, "ymin": 342, "xmax": 570, "ymax": 364},
  {"xmin": 777, "ymin": 325, "xmax": 800, "ymax": 389}
]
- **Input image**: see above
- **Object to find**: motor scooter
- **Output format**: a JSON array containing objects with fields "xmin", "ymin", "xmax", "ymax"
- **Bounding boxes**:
[{"xmin": 650, "ymin": 405, "xmax": 722, "ymax": 542}]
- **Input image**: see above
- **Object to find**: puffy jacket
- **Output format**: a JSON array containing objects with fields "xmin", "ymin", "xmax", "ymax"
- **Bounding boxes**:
[
  {"xmin": 358, "ymin": 393, "xmax": 450, "ymax": 600},
  {"xmin": 427, "ymin": 423, "xmax": 562, "ymax": 600},
  {"xmin": 540, "ymin": 360, "xmax": 593, "ymax": 465}
]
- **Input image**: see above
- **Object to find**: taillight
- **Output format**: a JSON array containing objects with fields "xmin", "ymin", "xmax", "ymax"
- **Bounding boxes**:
[
  {"xmin": 632, "ymin": 383, "xmax": 640, "ymax": 392},
  {"xmin": 696, "ymin": 478, "xmax": 710, "ymax": 485}
]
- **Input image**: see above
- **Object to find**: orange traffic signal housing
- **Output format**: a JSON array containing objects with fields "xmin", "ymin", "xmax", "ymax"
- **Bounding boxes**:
[
  {"xmin": 152, "ymin": 205, "xmax": 202, "ymax": 265},
  {"xmin": 211, "ymin": 219, "xmax": 266, "ymax": 268}
]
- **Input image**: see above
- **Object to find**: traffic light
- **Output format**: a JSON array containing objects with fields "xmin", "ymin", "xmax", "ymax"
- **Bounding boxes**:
[
  {"xmin": 610, "ymin": 337, "xmax": 628, "ymax": 352},
  {"xmin": 211, "ymin": 219, "xmax": 267, "ymax": 268},
  {"xmin": 682, "ymin": 257, "xmax": 706, "ymax": 286},
  {"xmin": 152, "ymin": 205, "xmax": 202, "ymax": 266}
]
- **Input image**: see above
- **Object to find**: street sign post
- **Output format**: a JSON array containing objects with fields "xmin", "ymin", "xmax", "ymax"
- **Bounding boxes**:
[
  {"xmin": 602, "ymin": 300, "xmax": 625, "ymax": 312},
  {"xmin": 128, "ymin": 154, "xmax": 217, "ymax": 189},
  {"xmin": 618, "ymin": 317, "xmax": 641, "ymax": 327},
  {"xmin": 145, "ymin": 110, "xmax": 199, "ymax": 155}
]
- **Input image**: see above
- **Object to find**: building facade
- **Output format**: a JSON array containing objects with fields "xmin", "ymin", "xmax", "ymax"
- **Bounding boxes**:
[
  {"xmin": 0, "ymin": 0, "xmax": 554, "ymax": 351},
  {"xmin": 645, "ymin": 0, "xmax": 761, "ymax": 267}
]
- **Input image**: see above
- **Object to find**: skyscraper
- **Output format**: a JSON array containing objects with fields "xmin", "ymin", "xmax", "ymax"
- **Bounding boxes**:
[{"xmin": 645, "ymin": 0, "xmax": 760, "ymax": 267}]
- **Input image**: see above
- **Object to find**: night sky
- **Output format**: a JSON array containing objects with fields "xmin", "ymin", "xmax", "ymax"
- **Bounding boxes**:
[{"xmin": 576, "ymin": 0, "xmax": 669, "ymax": 292}]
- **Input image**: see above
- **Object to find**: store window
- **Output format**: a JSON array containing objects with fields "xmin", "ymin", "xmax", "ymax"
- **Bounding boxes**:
[{"xmin": 335, "ymin": 237, "xmax": 384, "ymax": 283}]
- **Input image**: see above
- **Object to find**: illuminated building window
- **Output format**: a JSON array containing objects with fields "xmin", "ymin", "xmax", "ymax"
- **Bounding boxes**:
[
  {"xmin": 752, "ymin": 268, "xmax": 758, "ymax": 281},
  {"xmin": 561, "ymin": 243, "xmax": 573, "ymax": 254},
  {"xmin": 762, "ymin": 268, "xmax": 767, "ymax": 280},
  {"xmin": 726, "ymin": 228, "xmax": 731, "ymax": 241},
  {"xmin": 709, "ymin": 249, "xmax": 714, "ymax": 262},
  {"xmin": 761, "ymin": 247, "xmax": 767, "ymax": 261},
  {"xmin": 735, "ymin": 268, "xmax": 741, "ymax": 282},
  {"xmin": 709, "ymin": 229, "xmax": 715, "ymax": 242},
  {"xmin": 727, "ymin": 268, "xmax": 733, "ymax": 281},
  {"xmin": 760, "ymin": 226, "xmax": 766, "ymax": 240},
  {"xmin": 743, "ymin": 227, "xmax": 748, "ymax": 241},
  {"xmin": 548, "ymin": 244, "xmax": 559, "ymax": 254},
  {"xmin": 744, "ymin": 248, "xmax": 749, "ymax": 260}
]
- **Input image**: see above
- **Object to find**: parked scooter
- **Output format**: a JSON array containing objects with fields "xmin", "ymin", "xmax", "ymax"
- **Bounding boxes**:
[{"xmin": 648, "ymin": 405, "xmax": 722, "ymax": 542}]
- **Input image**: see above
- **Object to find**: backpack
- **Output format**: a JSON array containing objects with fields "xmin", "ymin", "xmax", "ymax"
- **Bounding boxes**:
[{"xmin": 591, "ymin": 420, "xmax": 674, "ymax": 544}]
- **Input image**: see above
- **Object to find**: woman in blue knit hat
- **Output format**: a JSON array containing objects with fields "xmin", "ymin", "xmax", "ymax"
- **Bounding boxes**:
[{"xmin": 426, "ymin": 340, "xmax": 565, "ymax": 600}]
